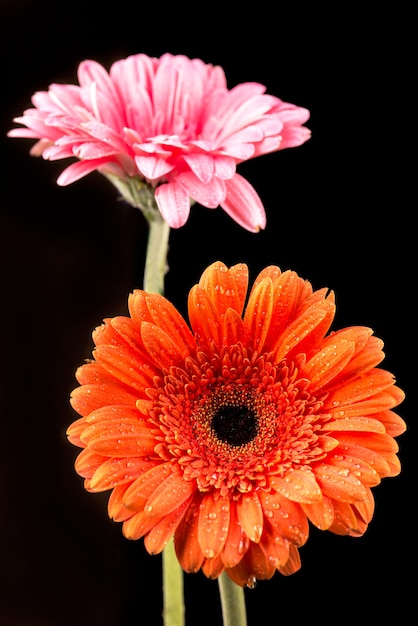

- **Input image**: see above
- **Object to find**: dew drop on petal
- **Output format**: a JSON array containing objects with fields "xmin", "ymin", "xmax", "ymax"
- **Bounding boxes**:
[
  {"xmin": 253, "ymin": 523, "xmax": 263, "ymax": 536},
  {"xmin": 238, "ymin": 538, "xmax": 247, "ymax": 554},
  {"xmin": 246, "ymin": 575, "xmax": 257, "ymax": 589}
]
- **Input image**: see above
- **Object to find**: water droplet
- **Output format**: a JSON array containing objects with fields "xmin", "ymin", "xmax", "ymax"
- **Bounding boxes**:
[
  {"xmin": 265, "ymin": 509, "xmax": 273, "ymax": 518},
  {"xmin": 268, "ymin": 555, "xmax": 280, "ymax": 567},
  {"xmin": 145, "ymin": 504, "xmax": 153, "ymax": 513},
  {"xmin": 246, "ymin": 575, "xmax": 257, "ymax": 589},
  {"xmin": 208, "ymin": 512, "xmax": 217, "ymax": 520},
  {"xmin": 205, "ymin": 548, "xmax": 215, "ymax": 558},
  {"xmin": 238, "ymin": 539, "xmax": 247, "ymax": 554}
]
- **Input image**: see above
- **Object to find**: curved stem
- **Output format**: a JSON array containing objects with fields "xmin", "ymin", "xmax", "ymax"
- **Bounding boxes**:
[{"xmin": 218, "ymin": 573, "xmax": 248, "ymax": 626}]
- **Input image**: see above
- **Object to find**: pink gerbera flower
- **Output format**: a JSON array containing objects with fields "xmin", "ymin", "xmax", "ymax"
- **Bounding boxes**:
[{"xmin": 8, "ymin": 53, "xmax": 311, "ymax": 231}]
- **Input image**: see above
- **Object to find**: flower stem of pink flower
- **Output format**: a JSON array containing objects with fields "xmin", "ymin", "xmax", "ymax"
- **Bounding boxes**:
[
  {"xmin": 144, "ymin": 209, "xmax": 170, "ymax": 295},
  {"xmin": 104, "ymin": 173, "xmax": 170, "ymax": 294}
]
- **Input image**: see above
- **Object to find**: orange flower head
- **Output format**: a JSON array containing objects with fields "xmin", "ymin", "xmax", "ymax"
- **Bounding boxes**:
[{"xmin": 67, "ymin": 262, "xmax": 406, "ymax": 587}]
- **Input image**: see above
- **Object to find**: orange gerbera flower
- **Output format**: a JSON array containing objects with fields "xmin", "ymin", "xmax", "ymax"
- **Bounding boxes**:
[{"xmin": 67, "ymin": 262, "xmax": 406, "ymax": 587}]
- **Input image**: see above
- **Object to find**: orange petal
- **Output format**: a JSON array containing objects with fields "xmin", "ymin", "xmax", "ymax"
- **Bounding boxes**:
[
  {"xmin": 321, "ymin": 416, "xmax": 386, "ymax": 433},
  {"xmin": 175, "ymin": 494, "xmax": 205, "ymax": 573},
  {"xmin": 284, "ymin": 297, "xmax": 336, "ymax": 361},
  {"xmin": 128, "ymin": 290, "xmax": 155, "ymax": 326},
  {"xmin": 140, "ymin": 322, "xmax": 190, "ymax": 370},
  {"xmin": 301, "ymin": 496, "xmax": 335, "ymax": 530},
  {"xmin": 264, "ymin": 270, "xmax": 311, "ymax": 339},
  {"xmin": 314, "ymin": 463, "xmax": 369, "ymax": 502},
  {"xmin": 327, "ymin": 451, "xmax": 380, "ymax": 487},
  {"xmin": 122, "ymin": 509, "xmax": 161, "ymax": 540},
  {"xmin": 90, "ymin": 457, "xmax": 153, "ymax": 491},
  {"xmin": 108, "ymin": 484, "xmax": 135, "ymax": 522},
  {"xmin": 373, "ymin": 409, "xmax": 407, "ymax": 437},
  {"xmin": 188, "ymin": 285, "xmax": 222, "ymax": 349},
  {"xmin": 328, "ymin": 501, "xmax": 363, "ymax": 536},
  {"xmin": 337, "ymin": 431, "xmax": 399, "ymax": 455},
  {"xmin": 197, "ymin": 494, "xmax": 230, "ymax": 559},
  {"xmin": 251, "ymin": 265, "xmax": 282, "ymax": 291},
  {"xmin": 94, "ymin": 344, "xmax": 155, "ymax": 390},
  {"xmin": 144, "ymin": 293, "xmax": 195, "ymax": 354},
  {"xmin": 123, "ymin": 463, "xmax": 172, "ymax": 510},
  {"xmin": 143, "ymin": 473, "xmax": 196, "ymax": 518},
  {"xmin": 201, "ymin": 554, "xmax": 225, "ymax": 579},
  {"xmin": 300, "ymin": 338, "xmax": 355, "ymax": 393},
  {"xmin": 258, "ymin": 526, "xmax": 290, "ymax": 569},
  {"xmin": 259, "ymin": 490, "xmax": 309, "ymax": 546},
  {"xmin": 221, "ymin": 503, "xmax": 249, "ymax": 568},
  {"xmin": 70, "ymin": 382, "xmax": 138, "ymax": 416},
  {"xmin": 74, "ymin": 448, "xmax": 104, "ymax": 479},
  {"xmin": 144, "ymin": 498, "xmax": 191, "ymax": 555},
  {"xmin": 109, "ymin": 315, "xmax": 147, "ymax": 353},
  {"xmin": 243, "ymin": 277, "xmax": 273, "ymax": 352},
  {"xmin": 277, "ymin": 543, "xmax": 301, "ymax": 576},
  {"xmin": 66, "ymin": 416, "xmax": 88, "ymax": 446},
  {"xmin": 198, "ymin": 261, "xmax": 249, "ymax": 317},
  {"xmin": 241, "ymin": 541, "xmax": 275, "ymax": 580},
  {"xmin": 83, "ymin": 422, "xmax": 156, "ymax": 457},
  {"xmin": 236, "ymin": 491, "xmax": 264, "ymax": 543},
  {"xmin": 224, "ymin": 560, "xmax": 254, "ymax": 587},
  {"xmin": 222, "ymin": 307, "xmax": 247, "ymax": 345},
  {"xmin": 325, "ymin": 332, "xmax": 383, "ymax": 387},
  {"xmin": 85, "ymin": 405, "xmax": 143, "ymax": 424},
  {"xmin": 335, "ymin": 441, "xmax": 392, "ymax": 477},
  {"xmin": 326, "ymin": 367, "xmax": 400, "ymax": 407},
  {"xmin": 353, "ymin": 487, "xmax": 375, "ymax": 524},
  {"xmin": 272, "ymin": 303, "xmax": 332, "ymax": 363},
  {"xmin": 270, "ymin": 468, "xmax": 322, "ymax": 503}
]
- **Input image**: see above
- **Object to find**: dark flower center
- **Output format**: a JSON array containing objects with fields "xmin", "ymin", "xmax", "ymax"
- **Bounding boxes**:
[{"xmin": 211, "ymin": 404, "xmax": 258, "ymax": 447}]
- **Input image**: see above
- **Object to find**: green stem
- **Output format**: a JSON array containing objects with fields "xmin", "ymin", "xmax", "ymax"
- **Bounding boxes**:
[
  {"xmin": 218, "ymin": 573, "xmax": 248, "ymax": 626},
  {"xmin": 103, "ymin": 173, "xmax": 170, "ymax": 294},
  {"xmin": 143, "ymin": 210, "xmax": 171, "ymax": 294},
  {"xmin": 162, "ymin": 538, "xmax": 185, "ymax": 626}
]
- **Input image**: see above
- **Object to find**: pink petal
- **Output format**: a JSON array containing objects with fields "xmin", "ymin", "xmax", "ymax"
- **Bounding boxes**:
[
  {"xmin": 220, "ymin": 174, "xmax": 266, "ymax": 232},
  {"xmin": 154, "ymin": 181, "xmax": 191, "ymax": 228},
  {"xmin": 135, "ymin": 154, "xmax": 174, "ymax": 180},
  {"xmin": 182, "ymin": 153, "xmax": 215, "ymax": 183},
  {"xmin": 56, "ymin": 158, "xmax": 110, "ymax": 185},
  {"xmin": 176, "ymin": 171, "xmax": 226, "ymax": 208}
]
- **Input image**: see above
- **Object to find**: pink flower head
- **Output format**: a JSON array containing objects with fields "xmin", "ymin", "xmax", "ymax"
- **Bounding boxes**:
[{"xmin": 8, "ymin": 53, "xmax": 311, "ymax": 231}]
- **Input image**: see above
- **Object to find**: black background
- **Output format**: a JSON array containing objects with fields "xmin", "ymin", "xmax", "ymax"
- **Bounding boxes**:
[{"xmin": 0, "ymin": 2, "xmax": 415, "ymax": 625}]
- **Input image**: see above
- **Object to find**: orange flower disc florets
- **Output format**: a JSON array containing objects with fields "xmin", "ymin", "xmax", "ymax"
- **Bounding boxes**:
[
  {"xmin": 149, "ymin": 347, "xmax": 326, "ymax": 498},
  {"xmin": 67, "ymin": 261, "xmax": 406, "ymax": 587}
]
